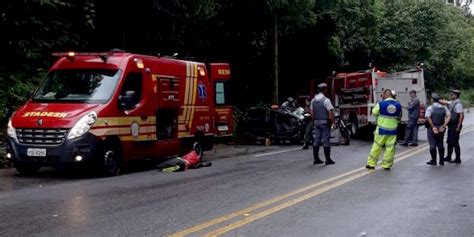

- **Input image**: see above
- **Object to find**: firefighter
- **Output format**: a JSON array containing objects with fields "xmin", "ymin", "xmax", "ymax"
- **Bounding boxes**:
[
  {"xmin": 366, "ymin": 89, "xmax": 402, "ymax": 170},
  {"xmin": 425, "ymin": 93, "xmax": 451, "ymax": 166},
  {"xmin": 310, "ymin": 83, "xmax": 335, "ymax": 165},
  {"xmin": 401, "ymin": 90, "xmax": 420, "ymax": 147},
  {"xmin": 441, "ymin": 89, "xmax": 464, "ymax": 163}
]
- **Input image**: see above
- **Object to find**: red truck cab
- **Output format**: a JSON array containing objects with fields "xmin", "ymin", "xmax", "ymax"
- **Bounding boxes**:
[{"xmin": 5, "ymin": 51, "xmax": 233, "ymax": 176}]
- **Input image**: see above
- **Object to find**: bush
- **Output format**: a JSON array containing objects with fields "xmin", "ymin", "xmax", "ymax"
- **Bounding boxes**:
[{"xmin": 460, "ymin": 89, "xmax": 474, "ymax": 108}]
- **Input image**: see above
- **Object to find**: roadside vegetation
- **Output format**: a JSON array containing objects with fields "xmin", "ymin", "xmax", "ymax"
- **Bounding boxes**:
[{"xmin": 1, "ymin": 0, "xmax": 473, "ymax": 167}]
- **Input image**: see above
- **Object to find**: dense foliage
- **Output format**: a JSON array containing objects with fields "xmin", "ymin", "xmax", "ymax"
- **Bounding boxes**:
[{"xmin": 1, "ymin": 0, "xmax": 473, "ymax": 125}]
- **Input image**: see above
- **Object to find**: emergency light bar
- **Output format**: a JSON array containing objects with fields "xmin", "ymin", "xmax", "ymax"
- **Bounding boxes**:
[{"xmin": 52, "ymin": 52, "xmax": 112, "ymax": 57}]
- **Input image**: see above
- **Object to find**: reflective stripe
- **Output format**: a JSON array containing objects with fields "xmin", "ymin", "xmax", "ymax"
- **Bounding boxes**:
[
  {"xmin": 379, "ymin": 114, "xmax": 399, "ymax": 119},
  {"xmin": 378, "ymin": 125, "xmax": 397, "ymax": 131}
]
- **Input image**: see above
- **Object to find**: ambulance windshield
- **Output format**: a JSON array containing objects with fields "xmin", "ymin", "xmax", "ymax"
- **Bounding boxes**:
[{"xmin": 33, "ymin": 69, "xmax": 121, "ymax": 103}]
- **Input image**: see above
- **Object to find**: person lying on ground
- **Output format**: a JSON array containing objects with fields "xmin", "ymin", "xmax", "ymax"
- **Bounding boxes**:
[{"xmin": 158, "ymin": 147, "xmax": 212, "ymax": 172}]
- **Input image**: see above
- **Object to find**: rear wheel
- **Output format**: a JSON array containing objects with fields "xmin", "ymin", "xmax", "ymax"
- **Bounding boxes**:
[
  {"xmin": 349, "ymin": 114, "xmax": 359, "ymax": 138},
  {"xmin": 14, "ymin": 163, "xmax": 40, "ymax": 176}
]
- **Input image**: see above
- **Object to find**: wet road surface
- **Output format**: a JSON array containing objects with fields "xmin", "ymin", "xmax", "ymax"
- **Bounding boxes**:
[{"xmin": 1, "ymin": 112, "xmax": 473, "ymax": 237}]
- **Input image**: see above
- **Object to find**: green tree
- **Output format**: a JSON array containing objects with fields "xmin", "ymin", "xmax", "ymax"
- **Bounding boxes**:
[{"xmin": 0, "ymin": 0, "xmax": 95, "ymax": 123}]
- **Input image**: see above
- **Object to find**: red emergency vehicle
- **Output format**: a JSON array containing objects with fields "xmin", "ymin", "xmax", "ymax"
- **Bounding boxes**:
[
  {"xmin": 5, "ymin": 51, "xmax": 233, "ymax": 176},
  {"xmin": 310, "ymin": 68, "xmax": 426, "ymax": 138}
]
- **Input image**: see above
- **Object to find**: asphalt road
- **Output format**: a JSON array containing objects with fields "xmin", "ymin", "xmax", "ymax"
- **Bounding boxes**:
[{"xmin": 0, "ymin": 111, "xmax": 473, "ymax": 237}]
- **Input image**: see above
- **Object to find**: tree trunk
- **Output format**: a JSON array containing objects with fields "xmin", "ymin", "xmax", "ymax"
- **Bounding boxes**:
[{"xmin": 273, "ymin": 13, "xmax": 279, "ymax": 104}]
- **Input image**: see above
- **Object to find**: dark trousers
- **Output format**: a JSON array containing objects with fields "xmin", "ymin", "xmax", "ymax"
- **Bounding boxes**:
[
  {"xmin": 446, "ymin": 125, "xmax": 462, "ymax": 160},
  {"xmin": 313, "ymin": 122, "xmax": 330, "ymax": 147},
  {"xmin": 403, "ymin": 122, "xmax": 418, "ymax": 144},
  {"xmin": 313, "ymin": 122, "xmax": 331, "ymax": 160},
  {"xmin": 427, "ymin": 128, "xmax": 445, "ymax": 163}
]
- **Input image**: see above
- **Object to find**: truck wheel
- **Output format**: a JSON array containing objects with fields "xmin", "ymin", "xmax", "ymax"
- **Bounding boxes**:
[
  {"xmin": 101, "ymin": 141, "xmax": 121, "ymax": 176},
  {"xmin": 14, "ymin": 163, "xmax": 40, "ymax": 176},
  {"xmin": 349, "ymin": 116, "xmax": 359, "ymax": 138}
]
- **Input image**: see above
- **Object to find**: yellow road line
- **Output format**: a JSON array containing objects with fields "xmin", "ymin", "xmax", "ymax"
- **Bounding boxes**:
[
  {"xmin": 202, "ymin": 130, "xmax": 473, "ymax": 236},
  {"xmin": 203, "ymin": 171, "xmax": 370, "ymax": 237},
  {"xmin": 171, "ymin": 127, "xmax": 474, "ymax": 236},
  {"xmin": 169, "ymin": 142, "xmax": 427, "ymax": 237},
  {"xmin": 169, "ymin": 167, "xmax": 363, "ymax": 237}
]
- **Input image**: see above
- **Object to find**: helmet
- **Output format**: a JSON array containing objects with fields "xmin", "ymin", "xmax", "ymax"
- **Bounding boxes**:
[
  {"xmin": 391, "ymin": 90, "xmax": 397, "ymax": 98},
  {"xmin": 287, "ymin": 97, "xmax": 294, "ymax": 102}
]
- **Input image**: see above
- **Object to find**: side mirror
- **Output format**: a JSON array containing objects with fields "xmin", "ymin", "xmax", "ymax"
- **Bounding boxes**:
[
  {"xmin": 28, "ymin": 91, "xmax": 34, "ymax": 99},
  {"xmin": 119, "ymin": 91, "xmax": 136, "ymax": 110}
]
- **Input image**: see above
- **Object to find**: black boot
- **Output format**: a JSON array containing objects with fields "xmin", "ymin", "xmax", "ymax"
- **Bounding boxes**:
[
  {"xmin": 324, "ymin": 147, "xmax": 335, "ymax": 165},
  {"xmin": 444, "ymin": 145, "xmax": 453, "ymax": 162},
  {"xmin": 302, "ymin": 142, "xmax": 309, "ymax": 150},
  {"xmin": 427, "ymin": 149, "xmax": 437, "ymax": 166},
  {"xmin": 450, "ymin": 144, "xmax": 461, "ymax": 163},
  {"xmin": 438, "ymin": 147, "xmax": 445, "ymax": 165},
  {"xmin": 313, "ymin": 146, "xmax": 323, "ymax": 164}
]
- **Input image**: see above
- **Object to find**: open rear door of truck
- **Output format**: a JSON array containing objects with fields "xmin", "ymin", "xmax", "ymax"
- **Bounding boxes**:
[{"xmin": 373, "ymin": 69, "xmax": 426, "ymax": 123}]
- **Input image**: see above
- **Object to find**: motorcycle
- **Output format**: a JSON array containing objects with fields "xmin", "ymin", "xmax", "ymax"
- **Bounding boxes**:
[{"xmin": 302, "ymin": 109, "xmax": 351, "ymax": 147}]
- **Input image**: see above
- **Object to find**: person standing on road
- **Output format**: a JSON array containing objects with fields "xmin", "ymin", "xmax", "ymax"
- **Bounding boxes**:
[
  {"xmin": 401, "ymin": 90, "xmax": 420, "ymax": 147},
  {"xmin": 366, "ymin": 89, "xmax": 402, "ymax": 170},
  {"xmin": 441, "ymin": 89, "xmax": 464, "ymax": 164},
  {"xmin": 310, "ymin": 83, "xmax": 336, "ymax": 165},
  {"xmin": 425, "ymin": 93, "xmax": 451, "ymax": 166}
]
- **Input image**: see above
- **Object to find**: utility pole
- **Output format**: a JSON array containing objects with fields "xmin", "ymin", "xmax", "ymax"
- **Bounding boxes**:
[{"xmin": 273, "ymin": 13, "xmax": 279, "ymax": 104}]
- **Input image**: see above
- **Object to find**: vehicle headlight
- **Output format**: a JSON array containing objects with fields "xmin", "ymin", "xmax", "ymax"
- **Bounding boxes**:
[
  {"xmin": 7, "ymin": 119, "xmax": 17, "ymax": 140},
  {"xmin": 67, "ymin": 112, "xmax": 97, "ymax": 140}
]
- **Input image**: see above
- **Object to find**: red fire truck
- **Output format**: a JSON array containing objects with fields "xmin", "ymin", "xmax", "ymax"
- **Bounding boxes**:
[
  {"xmin": 5, "ymin": 51, "xmax": 233, "ymax": 176},
  {"xmin": 311, "ymin": 68, "xmax": 426, "ymax": 138}
]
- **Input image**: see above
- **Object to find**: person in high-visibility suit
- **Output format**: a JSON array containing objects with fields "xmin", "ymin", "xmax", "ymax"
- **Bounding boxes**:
[{"xmin": 366, "ymin": 89, "xmax": 402, "ymax": 170}]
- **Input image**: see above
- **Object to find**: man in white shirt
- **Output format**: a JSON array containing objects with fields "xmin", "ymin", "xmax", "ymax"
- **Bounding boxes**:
[
  {"xmin": 310, "ymin": 83, "xmax": 335, "ymax": 165},
  {"xmin": 441, "ymin": 89, "xmax": 464, "ymax": 163}
]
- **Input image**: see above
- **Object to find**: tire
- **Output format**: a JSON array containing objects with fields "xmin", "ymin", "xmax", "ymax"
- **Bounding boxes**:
[
  {"xmin": 397, "ymin": 123, "xmax": 406, "ymax": 142},
  {"xmin": 14, "ymin": 163, "xmax": 40, "ymax": 176},
  {"xmin": 349, "ymin": 115, "xmax": 359, "ymax": 138},
  {"xmin": 193, "ymin": 142, "xmax": 203, "ymax": 158},
  {"xmin": 339, "ymin": 126, "xmax": 351, "ymax": 145},
  {"xmin": 100, "ymin": 141, "xmax": 121, "ymax": 176}
]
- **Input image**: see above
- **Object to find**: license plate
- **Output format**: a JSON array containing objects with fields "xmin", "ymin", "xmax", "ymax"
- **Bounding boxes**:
[
  {"xmin": 27, "ymin": 148, "xmax": 47, "ymax": 157},
  {"xmin": 217, "ymin": 125, "xmax": 229, "ymax": 132}
]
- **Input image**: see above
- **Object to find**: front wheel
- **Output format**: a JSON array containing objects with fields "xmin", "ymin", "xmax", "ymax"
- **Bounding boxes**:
[
  {"xmin": 100, "ymin": 141, "xmax": 121, "ymax": 176},
  {"xmin": 193, "ymin": 142, "xmax": 203, "ymax": 158},
  {"xmin": 14, "ymin": 163, "xmax": 40, "ymax": 176},
  {"xmin": 339, "ymin": 125, "xmax": 351, "ymax": 145}
]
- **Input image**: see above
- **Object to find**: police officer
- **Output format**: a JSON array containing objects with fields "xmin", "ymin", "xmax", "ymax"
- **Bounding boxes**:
[
  {"xmin": 366, "ymin": 89, "xmax": 402, "ymax": 170},
  {"xmin": 425, "ymin": 93, "xmax": 450, "ymax": 166},
  {"xmin": 442, "ymin": 89, "xmax": 464, "ymax": 163},
  {"xmin": 401, "ymin": 90, "xmax": 420, "ymax": 146},
  {"xmin": 310, "ymin": 83, "xmax": 335, "ymax": 165}
]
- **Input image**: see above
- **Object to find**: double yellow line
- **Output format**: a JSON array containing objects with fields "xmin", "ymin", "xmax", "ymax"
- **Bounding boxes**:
[{"xmin": 170, "ymin": 127, "xmax": 474, "ymax": 237}]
